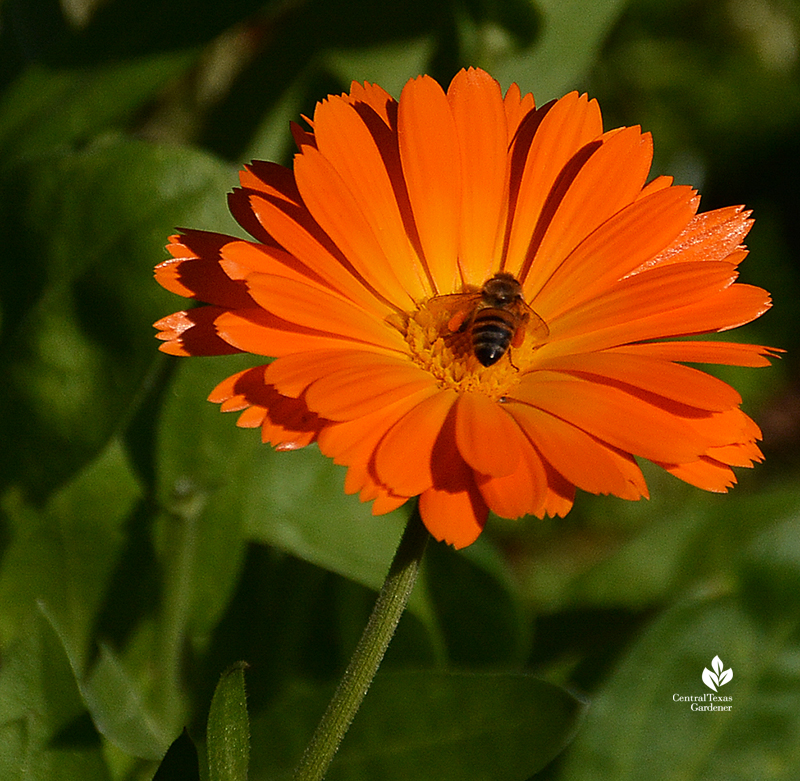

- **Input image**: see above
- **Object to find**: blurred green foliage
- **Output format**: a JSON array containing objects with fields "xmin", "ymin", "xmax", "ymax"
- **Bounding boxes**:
[{"xmin": 0, "ymin": 0, "xmax": 798, "ymax": 779}]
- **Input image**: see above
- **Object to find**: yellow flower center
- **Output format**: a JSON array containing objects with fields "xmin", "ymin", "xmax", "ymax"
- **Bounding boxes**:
[{"xmin": 399, "ymin": 294, "xmax": 546, "ymax": 400}]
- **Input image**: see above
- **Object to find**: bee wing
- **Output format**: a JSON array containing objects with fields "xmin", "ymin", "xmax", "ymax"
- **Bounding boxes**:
[
  {"xmin": 425, "ymin": 292, "xmax": 481, "ymax": 333},
  {"xmin": 520, "ymin": 300, "xmax": 550, "ymax": 343}
]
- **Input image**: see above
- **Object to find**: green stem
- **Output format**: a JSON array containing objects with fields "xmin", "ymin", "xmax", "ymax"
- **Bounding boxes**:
[{"xmin": 291, "ymin": 503, "xmax": 430, "ymax": 781}]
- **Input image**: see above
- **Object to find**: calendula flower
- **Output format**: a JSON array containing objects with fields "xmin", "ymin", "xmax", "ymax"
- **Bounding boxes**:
[{"xmin": 155, "ymin": 67, "xmax": 778, "ymax": 548}]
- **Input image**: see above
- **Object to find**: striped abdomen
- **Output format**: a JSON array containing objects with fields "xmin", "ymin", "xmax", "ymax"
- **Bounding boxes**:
[{"xmin": 471, "ymin": 308, "xmax": 517, "ymax": 367}]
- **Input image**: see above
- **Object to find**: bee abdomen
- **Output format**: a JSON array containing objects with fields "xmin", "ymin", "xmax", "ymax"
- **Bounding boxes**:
[{"xmin": 472, "ymin": 311, "xmax": 514, "ymax": 367}]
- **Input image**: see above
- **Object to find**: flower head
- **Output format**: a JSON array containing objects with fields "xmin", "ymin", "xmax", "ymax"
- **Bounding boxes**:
[{"xmin": 155, "ymin": 68, "xmax": 778, "ymax": 548}]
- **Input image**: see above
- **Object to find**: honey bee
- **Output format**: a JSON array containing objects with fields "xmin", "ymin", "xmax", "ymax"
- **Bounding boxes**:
[{"xmin": 438, "ymin": 272, "xmax": 549, "ymax": 367}]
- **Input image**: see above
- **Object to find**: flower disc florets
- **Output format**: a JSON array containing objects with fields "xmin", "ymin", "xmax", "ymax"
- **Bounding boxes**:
[{"xmin": 402, "ymin": 293, "xmax": 545, "ymax": 400}]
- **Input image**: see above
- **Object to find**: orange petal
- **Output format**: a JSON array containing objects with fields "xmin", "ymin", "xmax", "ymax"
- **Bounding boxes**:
[
  {"xmin": 294, "ymin": 145, "xmax": 416, "ymax": 310},
  {"xmin": 290, "ymin": 118, "xmax": 316, "ymax": 151},
  {"xmin": 420, "ymin": 397, "xmax": 488, "ymax": 547},
  {"xmin": 370, "ymin": 492, "xmax": 409, "ymax": 516},
  {"xmin": 655, "ymin": 410, "xmax": 762, "ymax": 490},
  {"xmin": 418, "ymin": 485, "xmax": 488, "ymax": 549},
  {"xmin": 512, "ymin": 372, "xmax": 712, "ymax": 463},
  {"xmin": 373, "ymin": 389, "xmax": 458, "ymax": 496},
  {"xmin": 208, "ymin": 368, "xmax": 325, "ymax": 450},
  {"xmin": 523, "ymin": 126, "xmax": 655, "ymax": 290},
  {"xmin": 687, "ymin": 406, "xmax": 763, "ymax": 454},
  {"xmin": 351, "ymin": 480, "xmax": 409, "ymax": 515},
  {"xmin": 265, "ymin": 349, "xmax": 413, "ymax": 399},
  {"xmin": 503, "ymin": 81, "xmax": 536, "ymax": 142},
  {"xmin": 535, "ymin": 185, "xmax": 698, "ymax": 318},
  {"xmin": 447, "ymin": 68, "xmax": 509, "ymax": 286},
  {"xmin": 538, "ymin": 350, "xmax": 742, "ymax": 411},
  {"xmin": 219, "ymin": 239, "xmax": 329, "ymax": 287},
  {"xmin": 506, "ymin": 401, "xmax": 648, "ymax": 500},
  {"xmin": 214, "ymin": 309, "xmax": 400, "ymax": 357},
  {"xmin": 304, "ymin": 361, "xmax": 437, "ymax": 422},
  {"xmin": 265, "ymin": 349, "xmax": 371, "ymax": 396},
  {"xmin": 398, "ymin": 74, "xmax": 461, "ymax": 294},
  {"xmin": 220, "ymin": 239, "xmax": 384, "ymax": 324},
  {"xmin": 156, "ymin": 231, "xmax": 255, "ymax": 308},
  {"xmin": 554, "ymin": 261, "xmax": 737, "ymax": 334},
  {"xmin": 586, "ymin": 283, "xmax": 770, "ymax": 353},
  {"xmin": 208, "ymin": 367, "xmax": 259, "ymax": 405},
  {"xmin": 245, "ymin": 273, "xmax": 407, "ymax": 351},
  {"xmin": 540, "ymin": 267, "xmax": 771, "ymax": 358},
  {"xmin": 477, "ymin": 440, "xmax": 549, "ymax": 518},
  {"xmin": 505, "ymin": 91, "xmax": 603, "ymax": 278},
  {"xmin": 312, "ymin": 94, "xmax": 430, "ymax": 300},
  {"xmin": 537, "ymin": 469, "xmax": 576, "ymax": 519},
  {"xmin": 154, "ymin": 308, "xmax": 243, "ymax": 356},
  {"xmin": 707, "ymin": 439, "xmax": 763, "ymax": 467},
  {"xmin": 231, "ymin": 167, "xmax": 301, "ymax": 244},
  {"xmin": 232, "ymin": 405, "xmax": 265, "ymax": 427},
  {"xmin": 319, "ymin": 386, "xmax": 437, "ymax": 468},
  {"xmin": 607, "ymin": 340, "xmax": 782, "ymax": 367},
  {"xmin": 344, "ymin": 80, "xmax": 397, "ymax": 124},
  {"xmin": 637, "ymin": 174, "xmax": 674, "ymax": 198},
  {"xmin": 238, "ymin": 159, "xmax": 301, "ymax": 200},
  {"xmin": 318, "ymin": 387, "xmax": 437, "ymax": 502},
  {"xmin": 646, "ymin": 205, "xmax": 753, "ymax": 269},
  {"xmin": 656, "ymin": 458, "xmax": 737, "ymax": 492},
  {"xmin": 246, "ymin": 192, "xmax": 393, "ymax": 317},
  {"xmin": 454, "ymin": 392, "xmax": 523, "ymax": 477}
]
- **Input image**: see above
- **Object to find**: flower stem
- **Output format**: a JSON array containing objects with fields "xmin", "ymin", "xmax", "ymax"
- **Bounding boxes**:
[{"xmin": 291, "ymin": 503, "xmax": 430, "ymax": 781}]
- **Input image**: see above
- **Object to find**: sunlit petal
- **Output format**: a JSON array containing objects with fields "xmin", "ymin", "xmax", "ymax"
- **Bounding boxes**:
[
  {"xmin": 447, "ymin": 68, "xmax": 509, "ymax": 286},
  {"xmin": 454, "ymin": 392, "xmax": 523, "ymax": 477},
  {"xmin": 398, "ymin": 75, "xmax": 462, "ymax": 293},
  {"xmin": 374, "ymin": 389, "xmax": 458, "ymax": 497}
]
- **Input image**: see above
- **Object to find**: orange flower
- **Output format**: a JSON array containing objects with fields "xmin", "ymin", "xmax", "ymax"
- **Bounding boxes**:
[{"xmin": 155, "ymin": 68, "xmax": 779, "ymax": 548}]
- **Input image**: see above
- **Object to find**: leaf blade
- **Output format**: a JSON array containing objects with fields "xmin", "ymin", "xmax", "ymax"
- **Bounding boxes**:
[{"xmin": 207, "ymin": 663, "xmax": 251, "ymax": 781}]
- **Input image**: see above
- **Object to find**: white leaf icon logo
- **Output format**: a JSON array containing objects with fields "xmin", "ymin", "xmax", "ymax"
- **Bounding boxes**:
[
  {"xmin": 702, "ymin": 656, "xmax": 732, "ymax": 691},
  {"xmin": 702, "ymin": 667, "xmax": 719, "ymax": 691}
]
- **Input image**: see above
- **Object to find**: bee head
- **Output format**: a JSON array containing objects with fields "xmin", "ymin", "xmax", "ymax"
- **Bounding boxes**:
[{"xmin": 482, "ymin": 272, "xmax": 522, "ymax": 305}]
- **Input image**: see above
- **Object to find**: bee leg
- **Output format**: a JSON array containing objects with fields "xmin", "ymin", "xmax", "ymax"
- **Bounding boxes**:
[{"xmin": 448, "ymin": 308, "xmax": 472, "ymax": 333}]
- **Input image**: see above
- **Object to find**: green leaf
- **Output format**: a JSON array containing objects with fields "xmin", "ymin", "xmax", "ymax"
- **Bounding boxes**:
[
  {"xmin": 243, "ymin": 446, "xmax": 409, "ymax": 592},
  {"xmin": 425, "ymin": 542, "xmax": 529, "ymax": 666},
  {"xmin": 517, "ymin": 479, "xmax": 800, "ymax": 614},
  {"xmin": 238, "ymin": 443, "xmax": 494, "ymax": 635},
  {"xmin": 249, "ymin": 671, "xmax": 586, "ymax": 780},
  {"xmin": 0, "ymin": 54, "xmax": 195, "ymax": 165},
  {"xmin": 556, "ymin": 513, "xmax": 800, "ymax": 780},
  {"xmin": 0, "ymin": 612, "xmax": 110, "ymax": 781},
  {"xmin": 738, "ymin": 512, "xmax": 800, "ymax": 624},
  {"xmin": 78, "ymin": 643, "xmax": 181, "ymax": 761},
  {"xmin": 334, "ymin": 671, "xmax": 587, "ymax": 780},
  {"xmin": 322, "ymin": 37, "xmax": 435, "ymax": 100},
  {"xmin": 0, "ymin": 435, "xmax": 207, "ymax": 762},
  {"xmin": 41, "ymin": 587, "xmax": 185, "ymax": 761},
  {"xmin": 155, "ymin": 355, "xmax": 269, "ymax": 640},
  {"xmin": 0, "ymin": 439, "xmax": 140, "ymax": 670},
  {"xmin": 0, "ymin": 136, "xmax": 237, "ymax": 496},
  {"xmin": 153, "ymin": 729, "xmax": 201, "ymax": 781},
  {"xmin": 493, "ymin": 0, "xmax": 630, "ymax": 100},
  {"xmin": 207, "ymin": 663, "xmax": 251, "ymax": 781}
]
